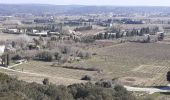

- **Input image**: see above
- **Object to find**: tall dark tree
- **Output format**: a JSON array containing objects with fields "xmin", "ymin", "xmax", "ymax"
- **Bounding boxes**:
[
  {"xmin": 116, "ymin": 32, "xmax": 121, "ymax": 38},
  {"xmin": 6, "ymin": 54, "xmax": 10, "ymax": 66},
  {"xmin": 104, "ymin": 33, "xmax": 108, "ymax": 39},
  {"xmin": 146, "ymin": 35, "xmax": 151, "ymax": 43},
  {"xmin": 158, "ymin": 33, "xmax": 164, "ymax": 41},
  {"xmin": 167, "ymin": 71, "xmax": 170, "ymax": 83}
]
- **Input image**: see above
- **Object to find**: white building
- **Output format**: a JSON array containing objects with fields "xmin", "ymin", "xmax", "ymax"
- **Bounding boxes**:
[
  {"xmin": 8, "ymin": 29, "xmax": 18, "ymax": 33},
  {"xmin": 0, "ymin": 45, "xmax": 5, "ymax": 56}
]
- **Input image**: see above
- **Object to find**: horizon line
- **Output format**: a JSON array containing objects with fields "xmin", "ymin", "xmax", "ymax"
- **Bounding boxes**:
[{"xmin": 0, "ymin": 3, "xmax": 170, "ymax": 7}]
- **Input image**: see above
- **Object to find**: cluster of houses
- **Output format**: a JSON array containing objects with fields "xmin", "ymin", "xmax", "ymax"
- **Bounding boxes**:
[
  {"xmin": 3, "ymin": 28, "xmax": 52, "ymax": 36},
  {"xmin": 3, "ymin": 28, "xmax": 26, "ymax": 34}
]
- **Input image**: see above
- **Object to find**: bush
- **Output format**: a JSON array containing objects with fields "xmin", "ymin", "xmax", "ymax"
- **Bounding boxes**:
[
  {"xmin": 81, "ymin": 75, "xmax": 92, "ymax": 81},
  {"xmin": 95, "ymin": 80, "xmax": 112, "ymax": 88},
  {"xmin": 43, "ymin": 78, "xmax": 49, "ymax": 85},
  {"xmin": 58, "ymin": 57, "xmax": 68, "ymax": 64},
  {"xmin": 74, "ymin": 26, "xmax": 92, "ymax": 31},
  {"xmin": 114, "ymin": 85, "xmax": 127, "ymax": 92},
  {"xmin": 54, "ymin": 52, "xmax": 62, "ymax": 60},
  {"xmin": 81, "ymin": 36, "xmax": 96, "ymax": 43},
  {"xmin": 11, "ymin": 54, "xmax": 22, "ymax": 60},
  {"xmin": 77, "ymin": 51, "xmax": 91, "ymax": 59},
  {"xmin": 61, "ymin": 46, "xmax": 71, "ymax": 54},
  {"xmin": 50, "ymin": 36, "xmax": 58, "ymax": 41},
  {"xmin": 0, "ymin": 72, "xmax": 138, "ymax": 100},
  {"xmin": 35, "ymin": 51, "xmax": 54, "ymax": 62}
]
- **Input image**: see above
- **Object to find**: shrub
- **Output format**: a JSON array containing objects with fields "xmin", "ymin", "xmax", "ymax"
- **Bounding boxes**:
[
  {"xmin": 43, "ymin": 78, "xmax": 49, "ymax": 85},
  {"xmin": 81, "ymin": 75, "xmax": 92, "ymax": 81},
  {"xmin": 61, "ymin": 46, "xmax": 71, "ymax": 54},
  {"xmin": 95, "ymin": 80, "xmax": 112, "ymax": 88},
  {"xmin": 74, "ymin": 26, "xmax": 92, "ymax": 31},
  {"xmin": 54, "ymin": 52, "xmax": 62, "ymax": 60},
  {"xmin": 35, "ymin": 51, "xmax": 54, "ymax": 62},
  {"xmin": 50, "ymin": 36, "xmax": 58, "ymax": 41},
  {"xmin": 58, "ymin": 57, "xmax": 68, "ymax": 65},
  {"xmin": 78, "ymin": 51, "xmax": 91, "ymax": 59},
  {"xmin": 81, "ymin": 36, "xmax": 96, "ymax": 43},
  {"xmin": 92, "ymin": 53, "xmax": 97, "ymax": 55},
  {"xmin": 11, "ymin": 54, "xmax": 22, "ymax": 60},
  {"xmin": 114, "ymin": 85, "xmax": 126, "ymax": 91},
  {"xmin": 0, "ymin": 72, "xmax": 138, "ymax": 100},
  {"xmin": 45, "ymin": 85, "xmax": 74, "ymax": 100}
]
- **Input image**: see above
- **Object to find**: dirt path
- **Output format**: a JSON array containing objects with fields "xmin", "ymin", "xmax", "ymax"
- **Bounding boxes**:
[{"xmin": 8, "ymin": 61, "xmax": 25, "ymax": 69}]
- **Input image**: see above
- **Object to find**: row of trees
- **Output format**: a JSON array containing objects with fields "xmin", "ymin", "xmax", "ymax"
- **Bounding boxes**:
[
  {"xmin": 95, "ymin": 27, "xmax": 159, "ymax": 40},
  {"xmin": 31, "ymin": 43, "xmax": 91, "ymax": 64},
  {"xmin": 81, "ymin": 26, "xmax": 163, "ymax": 43},
  {"xmin": 74, "ymin": 26, "xmax": 93, "ymax": 31},
  {"xmin": 6, "ymin": 34, "xmax": 91, "ymax": 64}
]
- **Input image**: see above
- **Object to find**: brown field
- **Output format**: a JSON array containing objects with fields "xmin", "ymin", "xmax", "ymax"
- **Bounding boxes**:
[
  {"xmin": 0, "ymin": 32, "xmax": 41, "ymax": 42},
  {"xmin": 0, "ymin": 33, "xmax": 19, "ymax": 41},
  {"xmin": 65, "ymin": 42, "xmax": 170, "ymax": 86},
  {"xmin": 0, "ymin": 67, "xmax": 85, "ymax": 85},
  {"xmin": 79, "ymin": 27, "xmax": 105, "ymax": 36},
  {"xmin": 2, "ymin": 31, "xmax": 170, "ymax": 87},
  {"xmin": 3, "ymin": 40, "xmax": 170, "ymax": 87},
  {"xmin": 11, "ymin": 61, "xmax": 96, "ymax": 85}
]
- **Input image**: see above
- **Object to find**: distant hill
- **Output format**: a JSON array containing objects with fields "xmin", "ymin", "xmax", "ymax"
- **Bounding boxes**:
[
  {"xmin": 68, "ymin": 6, "xmax": 170, "ymax": 14},
  {"xmin": 0, "ymin": 4, "xmax": 170, "ymax": 15},
  {"xmin": 0, "ymin": 4, "xmax": 83, "ymax": 15}
]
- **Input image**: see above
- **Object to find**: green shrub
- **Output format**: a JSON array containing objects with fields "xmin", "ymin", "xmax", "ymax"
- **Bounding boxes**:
[
  {"xmin": 81, "ymin": 75, "xmax": 92, "ymax": 81},
  {"xmin": 0, "ymin": 72, "xmax": 138, "ymax": 100},
  {"xmin": 43, "ymin": 78, "xmax": 49, "ymax": 85},
  {"xmin": 35, "ymin": 51, "xmax": 54, "ymax": 62}
]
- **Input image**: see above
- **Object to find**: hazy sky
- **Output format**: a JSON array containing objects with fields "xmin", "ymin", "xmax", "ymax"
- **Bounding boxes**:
[{"xmin": 0, "ymin": 0, "xmax": 169, "ymax": 6}]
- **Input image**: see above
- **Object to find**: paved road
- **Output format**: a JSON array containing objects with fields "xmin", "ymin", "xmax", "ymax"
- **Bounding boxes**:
[{"xmin": 124, "ymin": 85, "xmax": 170, "ymax": 94}]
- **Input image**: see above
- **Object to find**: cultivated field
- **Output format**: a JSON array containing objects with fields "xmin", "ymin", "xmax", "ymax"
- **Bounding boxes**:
[
  {"xmin": 0, "ymin": 33, "xmax": 19, "ymax": 41},
  {"xmin": 65, "ymin": 42, "xmax": 170, "ymax": 86},
  {"xmin": 3, "ymin": 32, "xmax": 170, "ymax": 87},
  {"xmin": 0, "ymin": 33, "xmax": 38, "ymax": 41},
  {"xmin": 7, "ymin": 41, "xmax": 170, "ymax": 87},
  {"xmin": 12, "ymin": 61, "xmax": 96, "ymax": 84},
  {"xmin": 0, "ymin": 67, "xmax": 85, "ymax": 85}
]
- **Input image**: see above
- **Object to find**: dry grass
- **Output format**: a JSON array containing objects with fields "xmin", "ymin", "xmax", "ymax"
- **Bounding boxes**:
[
  {"xmin": 0, "ymin": 33, "xmax": 38, "ymax": 41},
  {"xmin": 0, "ymin": 33, "xmax": 19, "ymax": 41},
  {"xmin": 0, "ymin": 67, "xmax": 85, "ymax": 85},
  {"xmin": 12, "ymin": 61, "xmax": 96, "ymax": 84},
  {"xmin": 66, "ymin": 42, "xmax": 170, "ymax": 86},
  {"xmin": 2, "ymin": 31, "xmax": 170, "ymax": 86}
]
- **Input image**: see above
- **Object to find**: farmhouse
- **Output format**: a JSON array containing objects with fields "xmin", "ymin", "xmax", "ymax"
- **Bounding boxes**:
[
  {"xmin": 48, "ymin": 32, "xmax": 60, "ymax": 36},
  {"xmin": 28, "ymin": 31, "xmax": 48, "ymax": 37},
  {"xmin": 8, "ymin": 29, "xmax": 18, "ymax": 33}
]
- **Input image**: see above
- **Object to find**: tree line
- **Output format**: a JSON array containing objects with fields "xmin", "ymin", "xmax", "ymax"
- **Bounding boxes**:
[{"xmin": 0, "ymin": 72, "xmax": 152, "ymax": 100}]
